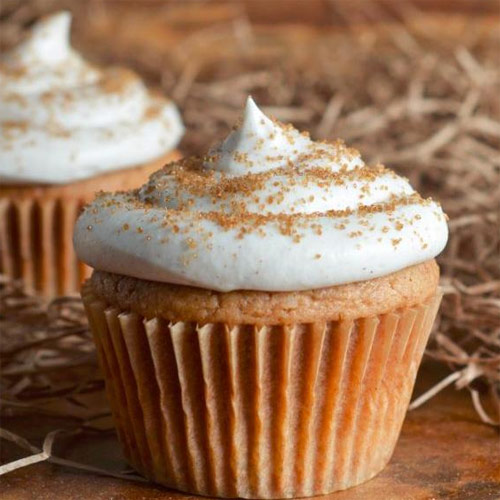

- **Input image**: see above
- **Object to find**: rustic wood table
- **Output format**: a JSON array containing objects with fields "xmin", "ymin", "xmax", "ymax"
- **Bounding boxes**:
[{"xmin": 1, "ymin": 361, "xmax": 499, "ymax": 500}]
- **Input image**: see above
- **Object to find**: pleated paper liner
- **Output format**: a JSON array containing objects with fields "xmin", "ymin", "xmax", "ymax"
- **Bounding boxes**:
[
  {"xmin": 0, "ymin": 196, "xmax": 92, "ymax": 298},
  {"xmin": 0, "ymin": 151, "xmax": 181, "ymax": 298},
  {"xmin": 82, "ymin": 283, "xmax": 442, "ymax": 499}
]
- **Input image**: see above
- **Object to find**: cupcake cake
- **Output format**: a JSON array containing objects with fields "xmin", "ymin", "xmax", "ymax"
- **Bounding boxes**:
[
  {"xmin": 0, "ymin": 11, "xmax": 184, "ymax": 297},
  {"xmin": 75, "ymin": 97, "xmax": 448, "ymax": 498}
]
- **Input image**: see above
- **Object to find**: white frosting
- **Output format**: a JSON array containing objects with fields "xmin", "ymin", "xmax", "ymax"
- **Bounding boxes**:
[
  {"xmin": 0, "ymin": 12, "xmax": 184, "ymax": 185},
  {"xmin": 74, "ymin": 97, "xmax": 448, "ymax": 292}
]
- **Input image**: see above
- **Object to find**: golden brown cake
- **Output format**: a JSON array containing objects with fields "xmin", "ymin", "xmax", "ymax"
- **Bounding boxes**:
[{"xmin": 89, "ymin": 259, "xmax": 438, "ymax": 323}]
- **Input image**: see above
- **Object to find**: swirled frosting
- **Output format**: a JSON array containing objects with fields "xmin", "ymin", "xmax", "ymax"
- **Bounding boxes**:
[
  {"xmin": 74, "ymin": 97, "xmax": 448, "ymax": 292},
  {"xmin": 0, "ymin": 11, "xmax": 184, "ymax": 185}
]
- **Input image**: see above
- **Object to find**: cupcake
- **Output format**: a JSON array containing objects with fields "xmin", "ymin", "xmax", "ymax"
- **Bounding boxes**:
[
  {"xmin": 0, "ymin": 11, "xmax": 184, "ymax": 297},
  {"xmin": 75, "ymin": 97, "xmax": 448, "ymax": 498}
]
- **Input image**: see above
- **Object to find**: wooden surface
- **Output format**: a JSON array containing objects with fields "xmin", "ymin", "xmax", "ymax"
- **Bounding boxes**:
[{"xmin": 1, "ymin": 361, "xmax": 499, "ymax": 500}]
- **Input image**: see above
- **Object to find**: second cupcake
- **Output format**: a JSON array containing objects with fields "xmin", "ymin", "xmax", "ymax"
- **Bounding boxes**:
[{"xmin": 0, "ymin": 11, "xmax": 184, "ymax": 297}]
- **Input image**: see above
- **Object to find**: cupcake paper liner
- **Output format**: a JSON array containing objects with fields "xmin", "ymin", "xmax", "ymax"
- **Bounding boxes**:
[
  {"xmin": 0, "ymin": 196, "xmax": 91, "ymax": 297},
  {"xmin": 82, "ymin": 283, "xmax": 442, "ymax": 498},
  {"xmin": 0, "ymin": 151, "xmax": 181, "ymax": 298}
]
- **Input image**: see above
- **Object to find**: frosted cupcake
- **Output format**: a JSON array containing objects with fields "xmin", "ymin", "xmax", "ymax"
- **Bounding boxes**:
[
  {"xmin": 75, "ymin": 97, "xmax": 448, "ymax": 498},
  {"xmin": 0, "ymin": 12, "xmax": 184, "ymax": 297}
]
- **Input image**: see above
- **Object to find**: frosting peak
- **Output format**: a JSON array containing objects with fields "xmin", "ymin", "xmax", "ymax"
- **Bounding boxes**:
[
  {"xmin": 74, "ymin": 98, "xmax": 448, "ymax": 292},
  {"xmin": 7, "ymin": 11, "xmax": 72, "ymax": 66},
  {"xmin": 206, "ymin": 97, "xmax": 363, "ymax": 176},
  {"xmin": 0, "ymin": 12, "xmax": 184, "ymax": 185},
  {"xmin": 206, "ymin": 96, "xmax": 310, "ymax": 175}
]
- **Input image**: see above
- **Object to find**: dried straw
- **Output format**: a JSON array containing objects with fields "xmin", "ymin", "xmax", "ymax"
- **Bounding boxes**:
[
  {"xmin": 0, "ymin": 277, "xmax": 105, "ymax": 420},
  {"xmin": 1, "ymin": 0, "xmax": 499, "ymax": 479}
]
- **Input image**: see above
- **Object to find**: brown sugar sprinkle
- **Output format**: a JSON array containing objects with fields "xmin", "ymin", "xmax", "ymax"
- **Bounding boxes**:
[
  {"xmin": 97, "ymin": 68, "xmax": 137, "ymax": 94},
  {"xmin": 148, "ymin": 192, "xmax": 432, "ymax": 241},
  {"xmin": 146, "ymin": 160, "xmax": 392, "ymax": 204},
  {"xmin": 186, "ymin": 238, "xmax": 197, "ymax": 249},
  {"xmin": 0, "ymin": 61, "xmax": 29, "ymax": 78},
  {"xmin": 311, "ymin": 223, "xmax": 323, "ymax": 235},
  {"xmin": 2, "ymin": 121, "xmax": 29, "ymax": 140},
  {"xmin": 144, "ymin": 104, "xmax": 162, "ymax": 120},
  {"xmin": 232, "ymin": 151, "xmax": 254, "ymax": 167},
  {"xmin": 88, "ymin": 186, "xmax": 433, "ymax": 244}
]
